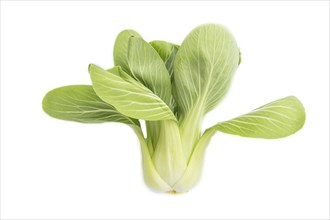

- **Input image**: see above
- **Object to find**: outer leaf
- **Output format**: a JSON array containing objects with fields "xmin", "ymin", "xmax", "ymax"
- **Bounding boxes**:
[
  {"xmin": 174, "ymin": 23, "xmax": 240, "ymax": 117},
  {"xmin": 89, "ymin": 64, "xmax": 176, "ymax": 121},
  {"xmin": 174, "ymin": 24, "xmax": 240, "ymax": 159},
  {"xmin": 113, "ymin": 29, "xmax": 141, "ymax": 74},
  {"xmin": 211, "ymin": 96, "xmax": 306, "ymax": 139},
  {"xmin": 127, "ymin": 37, "xmax": 172, "ymax": 104},
  {"xmin": 42, "ymin": 85, "xmax": 139, "ymax": 125}
]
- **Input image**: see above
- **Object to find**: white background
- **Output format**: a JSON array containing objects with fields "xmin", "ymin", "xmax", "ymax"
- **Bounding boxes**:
[{"xmin": 1, "ymin": 1, "xmax": 329, "ymax": 219}]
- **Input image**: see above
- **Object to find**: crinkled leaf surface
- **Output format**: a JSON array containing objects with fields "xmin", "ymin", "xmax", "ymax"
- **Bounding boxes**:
[
  {"xmin": 212, "ymin": 96, "xmax": 306, "ymax": 139},
  {"xmin": 174, "ymin": 24, "xmax": 240, "ymax": 117},
  {"xmin": 89, "ymin": 64, "xmax": 176, "ymax": 121},
  {"xmin": 42, "ymin": 85, "xmax": 139, "ymax": 125}
]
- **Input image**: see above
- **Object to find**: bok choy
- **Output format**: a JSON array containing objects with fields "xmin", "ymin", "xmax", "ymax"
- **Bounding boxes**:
[{"xmin": 42, "ymin": 23, "xmax": 306, "ymax": 193}]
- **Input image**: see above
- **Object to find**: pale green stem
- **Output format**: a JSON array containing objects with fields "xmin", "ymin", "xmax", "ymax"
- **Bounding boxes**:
[
  {"xmin": 179, "ymin": 101, "xmax": 205, "ymax": 161},
  {"xmin": 131, "ymin": 125, "xmax": 171, "ymax": 192},
  {"xmin": 151, "ymin": 120, "xmax": 186, "ymax": 186},
  {"xmin": 173, "ymin": 128, "xmax": 216, "ymax": 192}
]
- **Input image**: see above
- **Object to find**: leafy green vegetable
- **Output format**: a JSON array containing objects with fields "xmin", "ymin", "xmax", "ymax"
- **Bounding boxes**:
[{"xmin": 42, "ymin": 23, "xmax": 306, "ymax": 193}]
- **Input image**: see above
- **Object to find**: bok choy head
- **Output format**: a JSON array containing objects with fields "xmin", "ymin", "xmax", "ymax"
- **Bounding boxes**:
[{"xmin": 42, "ymin": 23, "xmax": 306, "ymax": 193}]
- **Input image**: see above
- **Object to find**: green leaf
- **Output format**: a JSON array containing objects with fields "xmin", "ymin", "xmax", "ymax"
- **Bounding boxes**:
[
  {"xmin": 89, "ymin": 64, "xmax": 176, "ymax": 121},
  {"xmin": 113, "ymin": 29, "xmax": 141, "ymax": 74},
  {"xmin": 211, "ymin": 96, "xmax": 306, "ymax": 139},
  {"xmin": 42, "ymin": 85, "xmax": 139, "ymax": 125},
  {"xmin": 150, "ymin": 40, "xmax": 179, "ymax": 113},
  {"xmin": 175, "ymin": 24, "xmax": 240, "ymax": 159},
  {"xmin": 150, "ymin": 40, "xmax": 174, "ymax": 62},
  {"xmin": 127, "ymin": 37, "xmax": 172, "ymax": 104},
  {"xmin": 150, "ymin": 40, "xmax": 179, "ymax": 80},
  {"xmin": 173, "ymin": 23, "xmax": 240, "ymax": 117}
]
